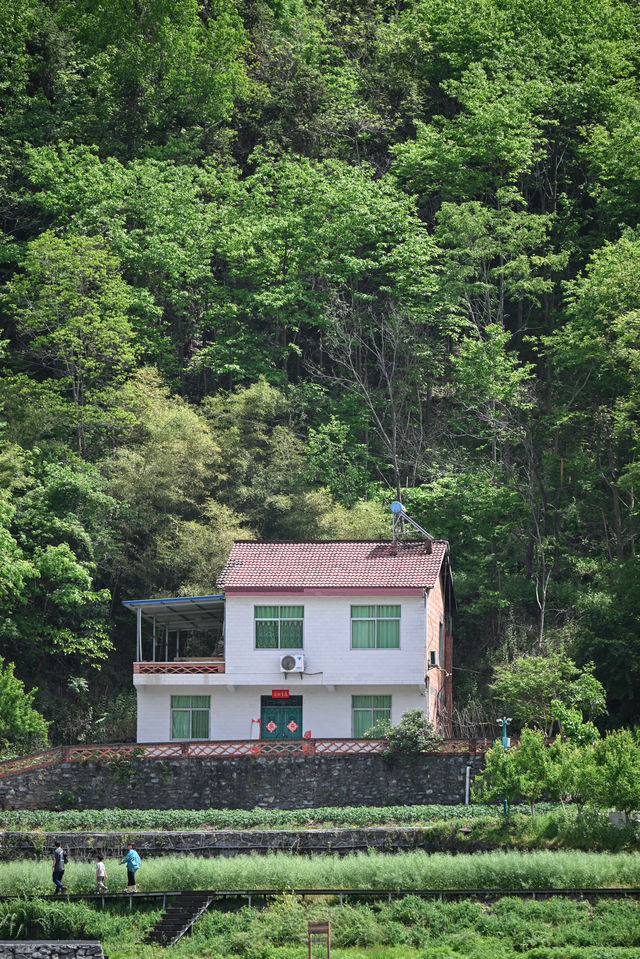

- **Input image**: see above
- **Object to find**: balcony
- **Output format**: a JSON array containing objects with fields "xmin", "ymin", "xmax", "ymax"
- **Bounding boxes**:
[
  {"xmin": 134, "ymin": 659, "xmax": 225, "ymax": 675},
  {"xmin": 124, "ymin": 593, "xmax": 226, "ymax": 676}
]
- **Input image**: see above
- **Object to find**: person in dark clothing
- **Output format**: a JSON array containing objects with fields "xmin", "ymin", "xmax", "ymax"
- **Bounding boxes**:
[{"xmin": 52, "ymin": 841, "xmax": 67, "ymax": 894}]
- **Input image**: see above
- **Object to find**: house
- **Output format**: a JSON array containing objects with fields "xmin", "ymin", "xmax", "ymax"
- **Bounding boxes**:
[{"xmin": 127, "ymin": 538, "xmax": 454, "ymax": 743}]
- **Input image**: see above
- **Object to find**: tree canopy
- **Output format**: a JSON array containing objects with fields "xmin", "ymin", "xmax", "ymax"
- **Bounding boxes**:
[{"xmin": 0, "ymin": 0, "xmax": 639, "ymax": 737}]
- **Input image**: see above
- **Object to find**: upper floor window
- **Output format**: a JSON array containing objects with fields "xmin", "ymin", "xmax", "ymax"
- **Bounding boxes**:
[
  {"xmin": 351, "ymin": 605, "xmax": 400, "ymax": 648},
  {"xmin": 255, "ymin": 605, "xmax": 304, "ymax": 649},
  {"xmin": 171, "ymin": 695, "xmax": 210, "ymax": 740}
]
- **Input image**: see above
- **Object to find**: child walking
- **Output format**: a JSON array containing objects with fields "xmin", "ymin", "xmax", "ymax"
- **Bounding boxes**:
[{"xmin": 95, "ymin": 855, "xmax": 108, "ymax": 892}]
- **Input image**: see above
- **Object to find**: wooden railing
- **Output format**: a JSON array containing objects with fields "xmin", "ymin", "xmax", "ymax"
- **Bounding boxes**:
[
  {"xmin": 0, "ymin": 737, "xmax": 493, "ymax": 779},
  {"xmin": 133, "ymin": 661, "xmax": 225, "ymax": 674}
]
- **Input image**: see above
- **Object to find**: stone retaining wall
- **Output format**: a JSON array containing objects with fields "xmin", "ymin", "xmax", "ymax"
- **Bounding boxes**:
[
  {"xmin": 0, "ymin": 754, "xmax": 483, "ymax": 811},
  {"xmin": 0, "ymin": 944, "xmax": 104, "ymax": 959},
  {"xmin": 0, "ymin": 825, "xmax": 474, "ymax": 861}
]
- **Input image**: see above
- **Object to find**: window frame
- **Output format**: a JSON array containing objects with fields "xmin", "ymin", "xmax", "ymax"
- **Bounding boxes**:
[
  {"xmin": 170, "ymin": 695, "xmax": 211, "ymax": 741},
  {"xmin": 350, "ymin": 605, "xmax": 401, "ymax": 649},
  {"xmin": 254, "ymin": 605, "xmax": 304, "ymax": 650},
  {"xmin": 351, "ymin": 695, "xmax": 392, "ymax": 737}
]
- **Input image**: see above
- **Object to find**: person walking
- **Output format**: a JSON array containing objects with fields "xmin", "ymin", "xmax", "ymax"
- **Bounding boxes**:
[
  {"xmin": 120, "ymin": 843, "xmax": 141, "ymax": 892},
  {"xmin": 95, "ymin": 855, "xmax": 108, "ymax": 892},
  {"xmin": 52, "ymin": 840, "xmax": 67, "ymax": 895}
]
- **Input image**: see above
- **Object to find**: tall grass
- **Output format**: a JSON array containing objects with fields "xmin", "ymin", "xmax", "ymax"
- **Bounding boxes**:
[{"xmin": 2, "ymin": 850, "xmax": 640, "ymax": 896}]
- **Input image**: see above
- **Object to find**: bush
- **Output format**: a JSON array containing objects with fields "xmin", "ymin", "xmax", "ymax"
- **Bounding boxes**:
[{"xmin": 380, "ymin": 708, "xmax": 442, "ymax": 758}]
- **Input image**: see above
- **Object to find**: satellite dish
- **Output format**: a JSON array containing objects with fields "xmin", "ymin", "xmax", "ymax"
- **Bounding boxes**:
[{"xmin": 390, "ymin": 501, "xmax": 404, "ymax": 514}]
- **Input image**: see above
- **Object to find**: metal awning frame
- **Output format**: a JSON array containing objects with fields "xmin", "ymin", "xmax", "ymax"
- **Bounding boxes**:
[{"xmin": 123, "ymin": 595, "xmax": 225, "ymax": 662}]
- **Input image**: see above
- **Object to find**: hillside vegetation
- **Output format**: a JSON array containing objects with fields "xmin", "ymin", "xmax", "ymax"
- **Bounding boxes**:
[{"xmin": 0, "ymin": 0, "xmax": 639, "ymax": 734}]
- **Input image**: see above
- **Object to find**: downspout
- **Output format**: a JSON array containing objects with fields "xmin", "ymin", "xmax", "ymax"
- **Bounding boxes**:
[
  {"xmin": 465, "ymin": 763, "xmax": 471, "ymax": 805},
  {"xmin": 424, "ymin": 589, "xmax": 429, "ymax": 722}
]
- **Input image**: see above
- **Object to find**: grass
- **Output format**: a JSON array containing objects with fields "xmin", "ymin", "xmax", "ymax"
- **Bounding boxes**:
[
  {"xmin": 3, "ymin": 805, "xmax": 639, "ymax": 853},
  {"xmin": 2, "ymin": 893, "xmax": 640, "ymax": 959},
  {"xmin": 2, "ymin": 849, "xmax": 640, "ymax": 896}
]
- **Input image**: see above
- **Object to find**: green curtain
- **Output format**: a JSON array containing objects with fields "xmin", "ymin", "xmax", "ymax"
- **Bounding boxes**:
[
  {"xmin": 280, "ymin": 620, "xmax": 303, "ymax": 647},
  {"xmin": 352, "ymin": 620, "xmax": 375, "ymax": 648},
  {"xmin": 171, "ymin": 710, "xmax": 190, "ymax": 739},
  {"xmin": 171, "ymin": 695, "xmax": 190, "ymax": 708},
  {"xmin": 280, "ymin": 606, "xmax": 303, "ymax": 618},
  {"xmin": 256, "ymin": 620, "xmax": 279, "ymax": 648},
  {"xmin": 352, "ymin": 605, "xmax": 376, "ymax": 618},
  {"xmin": 377, "ymin": 605, "xmax": 400, "ymax": 618},
  {"xmin": 191, "ymin": 709, "xmax": 209, "ymax": 739},
  {"xmin": 377, "ymin": 619, "xmax": 400, "ymax": 648},
  {"xmin": 255, "ymin": 606, "xmax": 278, "ymax": 618},
  {"xmin": 353, "ymin": 709, "xmax": 373, "ymax": 737}
]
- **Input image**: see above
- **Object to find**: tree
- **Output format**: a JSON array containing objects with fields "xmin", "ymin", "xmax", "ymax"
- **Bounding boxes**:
[
  {"xmin": 490, "ymin": 653, "xmax": 606, "ymax": 736},
  {"xmin": 0, "ymin": 656, "xmax": 49, "ymax": 754},
  {"xmin": 3, "ymin": 232, "xmax": 153, "ymax": 455},
  {"xmin": 589, "ymin": 730, "xmax": 640, "ymax": 815}
]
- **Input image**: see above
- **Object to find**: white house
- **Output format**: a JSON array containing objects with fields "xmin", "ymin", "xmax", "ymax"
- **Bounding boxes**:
[{"xmin": 128, "ymin": 539, "xmax": 454, "ymax": 743}]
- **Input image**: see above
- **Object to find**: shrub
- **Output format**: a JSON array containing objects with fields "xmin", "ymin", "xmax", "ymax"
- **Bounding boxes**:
[{"xmin": 380, "ymin": 708, "xmax": 442, "ymax": 758}]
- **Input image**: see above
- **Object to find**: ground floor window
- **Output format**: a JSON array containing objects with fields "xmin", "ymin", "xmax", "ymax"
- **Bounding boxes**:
[
  {"xmin": 171, "ymin": 695, "xmax": 210, "ymax": 739},
  {"xmin": 352, "ymin": 695, "xmax": 391, "ymax": 737}
]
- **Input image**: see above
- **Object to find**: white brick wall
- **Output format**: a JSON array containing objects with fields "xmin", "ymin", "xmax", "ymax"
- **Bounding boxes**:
[{"xmin": 136, "ymin": 684, "xmax": 426, "ymax": 742}]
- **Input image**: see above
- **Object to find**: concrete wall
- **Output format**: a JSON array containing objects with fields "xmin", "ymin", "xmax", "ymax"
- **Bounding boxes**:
[
  {"xmin": 0, "ymin": 754, "xmax": 483, "ymax": 811},
  {"xmin": 136, "ymin": 684, "xmax": 426, "ymax": 742},
  {"xmin": 0, "ymin": 945, "xmax": 104, "ymax": 959}
]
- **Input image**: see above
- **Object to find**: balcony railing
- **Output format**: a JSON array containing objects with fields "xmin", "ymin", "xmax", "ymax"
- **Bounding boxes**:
[
  {"xmin": 0, "ymin": 737, "xmax": 494, "ymax": 778},
  {"xmin": 134, "ymin": 660, "xmax": 225, "ymax": 674}
]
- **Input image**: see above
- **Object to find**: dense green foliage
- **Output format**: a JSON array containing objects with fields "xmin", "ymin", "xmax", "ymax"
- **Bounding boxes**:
[
  {"xmin": 3, "ymin": 849, "xmax": 640, "ymax": 896},
  {"xmin": 0, "ymin": 802, "xmax": 562, "ymax": 832},
  {"xmin": 3, "ymin": 895, "xmax": 640, "ymax": 959},
  {"xmin": 474, "ymin": 728, "xmax": 640, "ymax": 816},
  {"xmin": 1, "ymin": 0, "xmax": 639, "ymax": 730}
]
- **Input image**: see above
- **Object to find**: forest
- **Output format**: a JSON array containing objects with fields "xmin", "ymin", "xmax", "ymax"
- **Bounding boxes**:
[{"xmin": 0, "ymin": 0, "xmax": 638, "ymax": 744}]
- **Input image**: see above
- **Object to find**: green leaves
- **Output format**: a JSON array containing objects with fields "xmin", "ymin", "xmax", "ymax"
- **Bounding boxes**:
[{"xmin": 0, "ymin": 655, "xmax": 49, "ymax": 753}]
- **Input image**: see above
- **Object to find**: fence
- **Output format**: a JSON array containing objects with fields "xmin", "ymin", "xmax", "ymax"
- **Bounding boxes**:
[{"xmin": 0, "ymin": 737, "xmax": 493, "ymax": 780}]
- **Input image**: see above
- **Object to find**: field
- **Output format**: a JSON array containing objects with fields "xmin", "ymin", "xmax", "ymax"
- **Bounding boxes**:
[
  {"xmin": 2, "ymin": 892, "xmax": 640, "ymax": 959},
  {"xmin": 3, "ymin": 808, "xmax": 640, "ymax": 957}
]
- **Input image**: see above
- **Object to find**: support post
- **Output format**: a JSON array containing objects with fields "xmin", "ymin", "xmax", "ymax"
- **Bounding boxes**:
[
  {"xmin": 165, "ymin": 626, "xmax": 169, "ymax": 662},
  {"xmin": 152, "ymin": 617, "xmax": 156, "ymax": 662},
  {"xmin": 136, "ymin": 607, "xmax": 142, "ymax": 661}
]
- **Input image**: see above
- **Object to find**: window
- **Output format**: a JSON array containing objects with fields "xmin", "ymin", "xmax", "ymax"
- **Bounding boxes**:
[
  {"xmin": 171, "ymin": 695, "xmax": 210, "ymax": 740},
  {"xmin": 255, "ymin": 606, "xmax": 304, "ymax": 649},
  {"xmin": 351, "ymin": 605, "xmax": 400, "ymax": 648},
  {"xmin": 352, "ymin": 695, "xmax": 392, "ymax": 737}
]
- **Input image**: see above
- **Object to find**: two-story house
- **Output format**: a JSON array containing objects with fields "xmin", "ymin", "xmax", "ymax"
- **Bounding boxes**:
[{"xmin": 128, "ymin": 539, "xmax": 454, "ymax": 743}]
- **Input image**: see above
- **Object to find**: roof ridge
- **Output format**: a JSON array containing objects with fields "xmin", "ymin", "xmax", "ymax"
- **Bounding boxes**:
[{"xmin": 231, "ymin": 539, "xmax": 450, "ymax": 545}]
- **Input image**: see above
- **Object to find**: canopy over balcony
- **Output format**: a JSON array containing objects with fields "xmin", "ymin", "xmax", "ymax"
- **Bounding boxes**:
[{"xmin": 123, "ymin": 594, "xmax": 225, "ymax": 664}]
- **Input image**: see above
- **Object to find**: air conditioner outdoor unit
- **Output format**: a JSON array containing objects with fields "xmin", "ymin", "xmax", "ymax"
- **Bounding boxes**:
[
  {"xmin": 280, "ymin": 653, "xmax": 304, "ymax": 673},
  {"xmin": 429, "ymin": 650, "xmax": 438, "ymax": 668}
]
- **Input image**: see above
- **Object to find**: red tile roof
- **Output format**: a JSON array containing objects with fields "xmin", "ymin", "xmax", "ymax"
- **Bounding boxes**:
[{"xmin": 218, "ymin": 540, "xmax": 449, "ymax": 591}]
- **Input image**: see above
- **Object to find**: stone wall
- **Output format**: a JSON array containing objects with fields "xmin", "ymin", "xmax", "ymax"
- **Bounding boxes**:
[
  {"xmin": 0, "ymin": 824, "xmax": 480, "ymax": 862},
  {"xmin": 0, "ymin": 753, "xmax": 484, "ymax": 811},
  {"xmin": 0, "ymin": 944, "xmax": 104, "ymax": 959}
]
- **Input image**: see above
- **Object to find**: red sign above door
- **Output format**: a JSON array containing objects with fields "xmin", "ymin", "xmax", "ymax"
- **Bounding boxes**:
[{"xmin": 272, "ymin": 689, "xmax": 290, "ymax": 699}]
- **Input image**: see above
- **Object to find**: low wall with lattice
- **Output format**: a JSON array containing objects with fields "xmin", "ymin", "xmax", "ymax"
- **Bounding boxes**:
[{"xmin": 0, "ymin": 753, "xmax": 484, "ymax": 811}]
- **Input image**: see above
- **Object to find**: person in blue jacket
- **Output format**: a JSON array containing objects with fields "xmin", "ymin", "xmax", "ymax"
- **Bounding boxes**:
[{"xmin": 120, "ymin": 843, "xmax": 141, "ymax": 892}]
